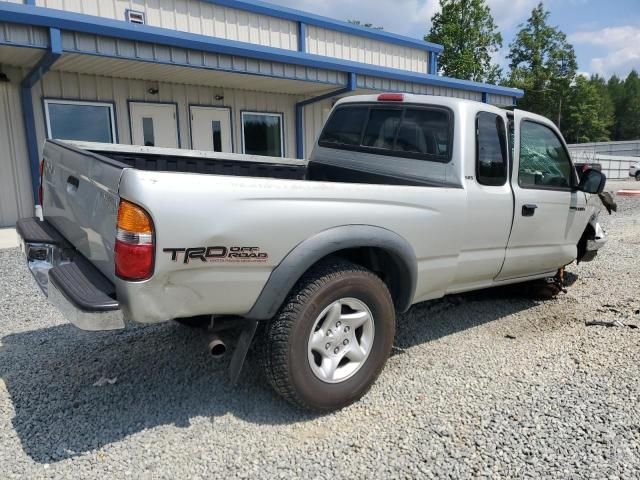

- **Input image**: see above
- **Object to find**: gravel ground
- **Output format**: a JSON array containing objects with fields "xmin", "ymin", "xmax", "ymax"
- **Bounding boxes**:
[{"xmin": 1, "ymin": 180, "xmax": 639, "ymax": 479}]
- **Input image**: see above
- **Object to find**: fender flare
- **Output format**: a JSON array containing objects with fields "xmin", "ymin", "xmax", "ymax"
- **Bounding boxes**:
[{"xmin": 246, "ymin": 225, "xmax": 417, "ymax": 320}]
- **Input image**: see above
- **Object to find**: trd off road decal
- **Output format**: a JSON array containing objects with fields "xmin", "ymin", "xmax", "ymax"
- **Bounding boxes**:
[{"xmin": 163, "ymin": 246, "xmax": 268, "ymax": 264}]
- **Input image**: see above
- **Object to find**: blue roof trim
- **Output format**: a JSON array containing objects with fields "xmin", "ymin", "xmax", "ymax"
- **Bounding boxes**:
[
  {"xmin": 0, "ymin": 3, "xmax": 524, "ymax": 98},
  {"xmin": 204, "ymin": 0, "xmax": 443, "ymax": 53}
]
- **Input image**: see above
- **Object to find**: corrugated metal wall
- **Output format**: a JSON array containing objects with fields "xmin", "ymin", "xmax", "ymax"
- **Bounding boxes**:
[
  {"xmin": 57, "ymin": 30, "xmax": 346, "ymax": 88},
  {"xmin": 357, "ymin": 75, "xmax": 483, "ymax": 102},
  {"xmin": 0, "ymin": 66, "xmax": 33, "ymax": 228},
  {"xmin": 30, "ymin": 70, "xmax": 299, "ymax": 159},
  {"xmin": 306, "ymin": 25, "xmax": 428, "ymax": 74},
  {"xmin": 34, "ymin": 0, "xmax": 299, "ymax": 50}
]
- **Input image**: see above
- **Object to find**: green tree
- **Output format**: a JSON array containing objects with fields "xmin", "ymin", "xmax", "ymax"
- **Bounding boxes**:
[
  {"xmin": 607, "ymin": 75, "xmax": 626, "ymax": 140},
  {"xmin": 507, "ymin": 2, "xmax": 577, "ymax": 127},
  {"xmin": 619, "ymin": 70, "xmax": 640, "ymax": 140},
  {"xmin": 563, "ymin": 75, "xmax": 613, "ymax": 143},
  {"xmin": 426, "ymin": 0, "xmax": 503, "ymax": 82}
]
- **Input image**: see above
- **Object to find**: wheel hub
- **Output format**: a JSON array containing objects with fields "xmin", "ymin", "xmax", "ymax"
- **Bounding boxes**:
[{"xmin": 307, "ymin": 298, "xmax": 375, "ymax": 383}]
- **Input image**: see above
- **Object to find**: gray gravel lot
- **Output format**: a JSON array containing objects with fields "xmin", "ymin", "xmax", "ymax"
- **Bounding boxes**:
[{"xmin": 1, "ymin": 180, "xmax": 639, "ymax": 479}]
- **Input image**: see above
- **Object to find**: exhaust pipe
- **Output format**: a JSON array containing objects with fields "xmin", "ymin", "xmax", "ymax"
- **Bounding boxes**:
[{"xmin": 208, "ymin": 335, "xmax": 227, "ymax": 358}]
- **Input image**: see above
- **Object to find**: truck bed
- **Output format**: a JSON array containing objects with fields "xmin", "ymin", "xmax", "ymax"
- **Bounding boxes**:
[{"xmin": 64, "ymin": 141, "xmax": 307, "ymax": 180}]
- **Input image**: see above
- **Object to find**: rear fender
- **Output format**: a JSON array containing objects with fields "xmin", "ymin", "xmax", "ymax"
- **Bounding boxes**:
[{"xmin": 245, "ymin": 225, "xmax": 417, "ymax": 319}]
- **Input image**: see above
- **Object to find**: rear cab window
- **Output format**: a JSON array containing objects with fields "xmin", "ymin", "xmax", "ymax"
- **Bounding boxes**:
[
  {"xmin": 318, "ymin": 103, "xmax": 452, "ymax": 163},
  {"xmin": 476, "ymin": 111, "xmax": 508, "ymax": 186}
]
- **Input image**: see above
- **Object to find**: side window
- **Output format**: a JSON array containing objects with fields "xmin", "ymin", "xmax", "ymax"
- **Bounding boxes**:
[
  {"xmin": 519, "ymin": 121, "xmax": 574, "ymax": 189},
  {"xmin": 476, "ymin": 112, "xmax": 507, "ymax": 186}
]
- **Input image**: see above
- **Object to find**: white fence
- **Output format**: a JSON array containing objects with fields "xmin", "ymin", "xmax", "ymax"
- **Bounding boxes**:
[{"xmin": 568, "ymin": 141, "xmax": 639, "ymax": 180}]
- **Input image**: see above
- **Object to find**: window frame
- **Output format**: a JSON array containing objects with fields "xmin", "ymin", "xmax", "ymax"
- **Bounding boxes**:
[
  {"xmin": 475, "ymin": 111, "xmax": 508, "ymax": 187},
  {"xmin": 318, "ymin": 102, "xmax": 454, "ymax": 164},
  {"xmin": 240, "ymin": 111, "xmax": 285, "ymax": 158},
  {"xmin": 517, "ymin": 119, "xmax": 577, "ymax": 192},
  {"xmin": 43, "ymin": 99, "xmax": 117, "ymax": 143}
]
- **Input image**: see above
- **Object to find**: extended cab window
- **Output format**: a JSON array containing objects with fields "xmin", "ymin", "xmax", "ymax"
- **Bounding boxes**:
[
  {"xmin": 476, "ymin": 112, "xmax": 507, "ymax": 186},
  {"xmin": 519, "ymin": 121, "xmax": 574, "ymax": 189},
  {"xmin": 318, "ymin": 104, "xmax": 451, "ymax": 162}
]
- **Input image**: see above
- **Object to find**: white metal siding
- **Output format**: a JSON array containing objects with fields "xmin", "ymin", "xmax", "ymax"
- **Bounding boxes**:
[
  {"xmin": 487, "ymin": 93, "xmax": 514, "ymax": 107},
  {"xmin": 0, "ymin": 66, "xmax": 33, "ymax": 227},
  {"xmin": 34, "ymin": 0, "xmax": 298, "ymax": 50},
  {"xmin": 357, "ymin": 75, "xmax": 483, "ymax": 102},
  {"xmin": 306, "ymin": 25, "xmax": 428, "ymax": 74},
  {"xmin": 31, "ymin": 70, "xmax": 298, "ymax": 158},
  {"xmin": 57, "ymin": 30, "xmax": 345, "ymax": 89}
]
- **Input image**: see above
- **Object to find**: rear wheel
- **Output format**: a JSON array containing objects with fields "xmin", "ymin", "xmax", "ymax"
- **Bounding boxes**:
[{"xmin": 259, "ymin": 260, "xmax": 395, "ymax": 411}]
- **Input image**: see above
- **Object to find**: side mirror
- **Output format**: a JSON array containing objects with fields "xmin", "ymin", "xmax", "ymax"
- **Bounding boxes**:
[{"xmin": 577, "ymin": 168, "xmax": 606, "ymax": 194}]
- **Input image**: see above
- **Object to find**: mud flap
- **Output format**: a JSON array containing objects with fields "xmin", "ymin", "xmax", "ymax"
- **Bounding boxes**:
[{"xmin": 228, "ymin": 319, "xmax": 259, "ymax": 385}]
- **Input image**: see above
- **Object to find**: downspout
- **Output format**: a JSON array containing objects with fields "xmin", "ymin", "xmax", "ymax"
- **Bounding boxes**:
[
  {"xmin": 295, "ymin": 72, "xmax": 356, "ymax": 159},
  {"xmin": 20, "ymin": 27, "xmax": 62, "ymax": 210}
]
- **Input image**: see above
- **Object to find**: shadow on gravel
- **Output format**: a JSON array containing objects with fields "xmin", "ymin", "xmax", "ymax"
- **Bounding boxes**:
[
  {"xmin": 1, "ymin": 284, "xmax": 546, "ymax": 463},
  {"xmin": 394, "ymin": 285, "xmax": 542, "ymax": 354}
]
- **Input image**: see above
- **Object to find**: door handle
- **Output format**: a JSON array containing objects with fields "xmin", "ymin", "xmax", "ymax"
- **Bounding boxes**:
[
  {"xmin": 522, "ymin": 204, "xmax": 538, "ymax": 217},
  {"xmin": 66, "ymin": 175, "xmax": 79, "ymax": 193}
]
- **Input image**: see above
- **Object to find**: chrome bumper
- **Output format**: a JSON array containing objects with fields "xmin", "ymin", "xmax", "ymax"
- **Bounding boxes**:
[
  {"xmin": 19, "ymin": 230, "xmax": 125, "ymax": 332},
  {"xmin": 47, "ymin": 279, "xmax": 125, "ymax": 331}
]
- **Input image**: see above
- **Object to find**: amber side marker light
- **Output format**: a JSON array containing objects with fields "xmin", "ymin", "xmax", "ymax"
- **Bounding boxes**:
[{"xmin": 115, "ymin": 200, "xmax": 155, "ymax": 281}]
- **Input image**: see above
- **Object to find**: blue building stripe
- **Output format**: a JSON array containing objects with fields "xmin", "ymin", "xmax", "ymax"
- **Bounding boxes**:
[
  {"xmin": 0, "ymin": 3, "xmax": 523, "ymax": 98},
  {"xmin": 204, "ymin": 0, "xmax": 443, "ymax": 53}
]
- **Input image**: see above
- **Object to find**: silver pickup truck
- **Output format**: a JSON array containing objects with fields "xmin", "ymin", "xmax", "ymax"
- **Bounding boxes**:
[{"xmin": 18, "ymin": 94, "xmax": 608, "ymax": 411}]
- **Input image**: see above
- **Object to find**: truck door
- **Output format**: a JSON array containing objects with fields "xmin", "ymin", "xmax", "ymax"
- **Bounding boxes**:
[
  {"xmin": 496, "ymin": 110, "xmax": 587, "ymax": 280},
  {"xmin": 449, "ymin": 110, "xmax": 513, "ymax": 291}
]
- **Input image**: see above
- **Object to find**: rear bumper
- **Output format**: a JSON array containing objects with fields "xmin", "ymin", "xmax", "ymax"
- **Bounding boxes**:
[{"xmin": 17, "ymin": 217, "xmax": 125, "ymax": 331}]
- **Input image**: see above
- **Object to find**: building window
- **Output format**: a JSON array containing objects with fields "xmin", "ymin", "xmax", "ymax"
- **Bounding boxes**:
[
  {"xmin": 241, "ymin": 112, "xmax": 284, "ymax": 157},
  {"xmin": 44, "ymin": 99, "xmax": 116, "ymax": 143},
  {"xmin": 125, "ymin": 9, "xmax": 146, "ymax": 24}
]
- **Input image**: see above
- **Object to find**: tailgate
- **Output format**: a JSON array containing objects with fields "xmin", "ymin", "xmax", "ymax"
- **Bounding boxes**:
[{"xmin": 41, "ymin": 140, "xmax": 124, "ymax": 281}]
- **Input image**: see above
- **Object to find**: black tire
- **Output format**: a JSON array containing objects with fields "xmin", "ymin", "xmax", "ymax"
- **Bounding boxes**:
[
  {"xmin": 259, "ymin": 259, "xmax": 395, "ymax": 411},
  {"xmin": 636, "ymin": 171, "xmax": 640, "ymax": 181}
]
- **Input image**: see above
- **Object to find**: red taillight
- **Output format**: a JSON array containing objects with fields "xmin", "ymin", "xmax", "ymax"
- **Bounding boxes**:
[
  {"xmin": 377, "ymin": 93, "xmax": 404, "ymax": 102},
  {"xmin": 115, "ymin": 200, "xmax": 155, "ymax": 281},
  {"xmin": 38, "ymin": 160, "xmax": 45, "ymax": 205},
  {"xmin": 115, "ymin": 241, "xmax": 154, "ymax": 280}
]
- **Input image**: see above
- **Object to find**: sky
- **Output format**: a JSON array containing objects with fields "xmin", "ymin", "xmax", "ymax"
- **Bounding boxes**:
[{"xmin": 266, "ymin": 0, "xmax": 640, "ymax": 79}]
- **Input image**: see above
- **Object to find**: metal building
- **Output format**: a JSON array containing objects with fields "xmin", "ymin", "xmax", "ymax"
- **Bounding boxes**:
[{"xmin": 0, "ymin": 0, "xmax": 523, "ymax": 227}]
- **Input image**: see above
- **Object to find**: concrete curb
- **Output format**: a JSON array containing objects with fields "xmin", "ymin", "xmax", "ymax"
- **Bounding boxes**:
[{"xmin": 0, "ymin": 228, "xmax": 18, "ymax": 249}]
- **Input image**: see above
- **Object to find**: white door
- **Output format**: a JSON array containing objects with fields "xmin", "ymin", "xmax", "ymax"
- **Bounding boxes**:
[
  {"xmin": 496, "ymin": 110, "xmax": 588, "ymax": 280},
  {"xmin": 130, "ymin": 102, "xmax": 179, "ymax": 148},
  {"xmin": 190, "ymin": 106, "xmax": 233, "ymax": 152}
]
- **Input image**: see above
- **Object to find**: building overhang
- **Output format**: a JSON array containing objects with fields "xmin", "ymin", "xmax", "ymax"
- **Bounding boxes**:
[{"xmin": 0, "ymin": 2, "xmax": 524, "ymax": 100}]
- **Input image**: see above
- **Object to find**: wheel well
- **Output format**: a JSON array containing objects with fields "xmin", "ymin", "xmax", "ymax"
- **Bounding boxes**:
[
  {"xmin": 320, "ymin": 247, "xmax": 409, "ymax": 311},
  {"xmin": 576, "ymin": 223, "xmax": 596, "ymax": 262}
]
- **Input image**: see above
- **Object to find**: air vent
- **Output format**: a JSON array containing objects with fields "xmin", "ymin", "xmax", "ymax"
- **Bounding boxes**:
[{"xmin": 125, "ymin": 9, "xmax": 146, "ymax": 25}]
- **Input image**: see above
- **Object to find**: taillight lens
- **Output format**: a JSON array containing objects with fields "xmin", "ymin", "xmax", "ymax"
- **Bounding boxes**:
[
  {"xmin": 38, "ymin": 160, "xmax": 45, "ymax": 205},
  {"xmin": 115, "ymin": 200, "xmax": 154, "ymax": 281}
]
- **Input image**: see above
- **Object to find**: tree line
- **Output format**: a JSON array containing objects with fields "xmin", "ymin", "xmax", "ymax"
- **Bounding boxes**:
[{"xmin": 424, "ymin": 0, "xmax": 640, "ymax": 143}]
